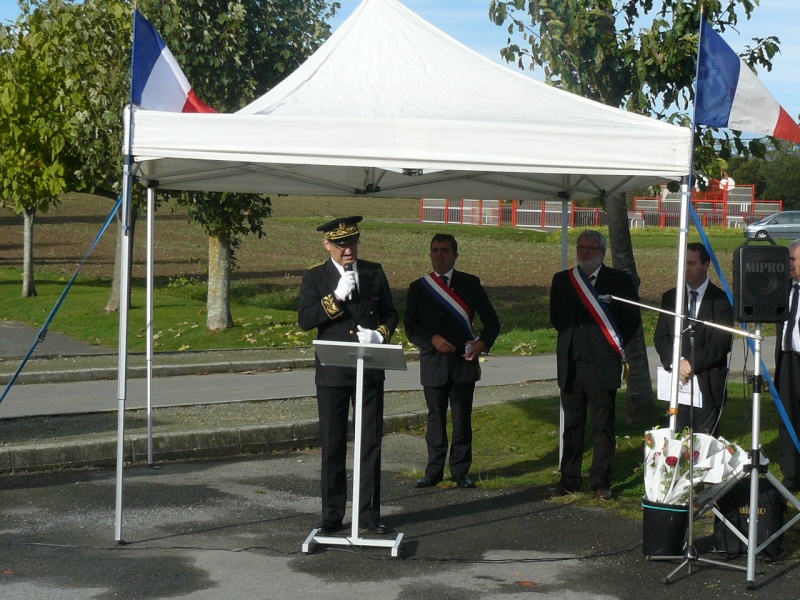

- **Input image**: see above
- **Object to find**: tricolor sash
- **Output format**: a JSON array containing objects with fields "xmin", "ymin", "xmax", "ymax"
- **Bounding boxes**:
[
  {"xmin": 420, "ymin": 273, "xmax": 476, "ymax": 339},
  {"xmin": 569, "ymin": 267, "xmax": 625, "ymax": 359}
]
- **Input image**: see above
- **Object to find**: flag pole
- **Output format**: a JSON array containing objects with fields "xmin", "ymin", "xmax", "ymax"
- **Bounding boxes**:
[
  {"xmin": 115, "ymin": 7, "xmax": 139, "ymax": 545},
  {"xmin": 666, "ymin": 5, "xmax": 707, "ymax": 435},
  {"xmin": 656, "ymin": 9, "xmax": 750, "ymax": 586}
]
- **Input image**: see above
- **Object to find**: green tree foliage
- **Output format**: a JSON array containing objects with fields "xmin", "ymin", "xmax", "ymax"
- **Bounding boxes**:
[
  {"xmin": 489, "ymin": 0, "xmax": 782, "ymax": 174},
  {"xmin": 0, "ymin": 1, "xmax": 81, "ymax": 295},
  {"xmin": 731, "ymin": 148, "xmax": 800, "ymax": 208},
  {"xmin": 0, "ymin": 0, "xmax": 132, "ymax": 297},
  {"xmin": 0, "ymin": 0, "xmax": 335, "ymax": 321},
  {"xmin": 137, "ymin": 0, "xmax": 336, "ymax": 112},
  {"xmin": 0, "ymin": 4, "xmax": 71, "ymax": 207},
  {"xmin": 134, "ymin": 0, "xmax": 336, "ymax": 328},
  {"xmin": 137, "ymin": 0, "xmax": 336, "ymax": 234}
]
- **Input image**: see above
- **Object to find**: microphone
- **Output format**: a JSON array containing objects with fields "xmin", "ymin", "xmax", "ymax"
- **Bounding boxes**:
[{"xmin": 344, "ymin": 264, "xmax": 354, "ymax": 301}]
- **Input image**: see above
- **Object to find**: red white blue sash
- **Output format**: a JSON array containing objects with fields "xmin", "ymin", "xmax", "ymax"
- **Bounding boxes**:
[
  {"xmin": 569, "ymin": 267, "xmax": 625, "ymax": 359},
  {"xmin": 420, "ymin": 273, "xmax": 475, "ymax": 339}
]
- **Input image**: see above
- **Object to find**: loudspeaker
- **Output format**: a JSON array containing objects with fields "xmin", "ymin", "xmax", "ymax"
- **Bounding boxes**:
[{"xmin": 733, "ymin": 244, "xmax": 790, "ymax": 323}]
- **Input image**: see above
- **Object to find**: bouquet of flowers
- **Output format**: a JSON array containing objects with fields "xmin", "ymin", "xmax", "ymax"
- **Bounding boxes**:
[{"xmin": 643, "ymin": 428, "xmax": 748, "ymax": 505}]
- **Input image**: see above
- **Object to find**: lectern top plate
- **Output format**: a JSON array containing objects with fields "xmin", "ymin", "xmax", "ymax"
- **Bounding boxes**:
[{"xmin": 313, "ymin": 340, "xmax": 407, "ymax": 371}]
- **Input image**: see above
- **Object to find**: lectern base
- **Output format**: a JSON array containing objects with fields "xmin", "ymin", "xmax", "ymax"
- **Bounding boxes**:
[{"xmin": 302, "ymin": 528, "xmax": 404, "ymax": 557}]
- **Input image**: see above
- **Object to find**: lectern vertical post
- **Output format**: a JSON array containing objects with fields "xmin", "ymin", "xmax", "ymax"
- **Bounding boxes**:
[
  {"xmin": 349, "ymin": 354, "xmax": 365, "ymax": 539},
  {"xmin": 302, "ymin": 340, "xmax": 406, "ymax": 557}
]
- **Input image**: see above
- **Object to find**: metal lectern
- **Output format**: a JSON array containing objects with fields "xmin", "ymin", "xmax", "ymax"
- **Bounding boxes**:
[{"xmin": 302, "ymin": 340, "xmax": 407, "ymax": 557}]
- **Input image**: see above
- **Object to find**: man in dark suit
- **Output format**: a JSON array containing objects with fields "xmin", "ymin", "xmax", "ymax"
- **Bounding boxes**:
[
  {"xmin": 405, "ymin": 233, "xmax": 500, "ymax": 489},
  {"xmin": 298, "ymin": 216, "xmax": 398, "ymax": 535},
  {"xmin": 549, "ymin": 229, "xmax": 641, "ymax": 501},
  {"xmin": 775, "ymin": 239, "xmax": 800, "ymax": 491},
  {"xmin": 654, "ymin": 243, "xmax": 733, "ymax": 436}
]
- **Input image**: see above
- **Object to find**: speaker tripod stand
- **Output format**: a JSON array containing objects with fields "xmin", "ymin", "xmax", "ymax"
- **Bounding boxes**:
[{"xmin": 733, "ymin": 323, "xmax": 800, "ymax": 587}]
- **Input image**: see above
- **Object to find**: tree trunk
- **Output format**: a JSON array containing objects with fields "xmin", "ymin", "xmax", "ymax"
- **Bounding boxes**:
[
  {"xmin": 22, "ymin": 206, "xmax": 36, "ymax": 298},
  {"xmin": 207, "ymin": 233, "xmax": 233, "ymax": 330},
  {"xmin": 605, "ymin": 194, "xmax": 658, "ymax": 426},
  {"xmin": 105, "ymin": 206, "xmax": 136, "ymax": 313}
]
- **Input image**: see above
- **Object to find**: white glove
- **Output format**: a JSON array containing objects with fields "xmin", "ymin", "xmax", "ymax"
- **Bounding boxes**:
[
  {"xmin": 357, "ymin": 325, "xmax": 384, "ymax": 344},
  {"xmin": 334, "ymin": 271, "xmax": 357, "ymax": 301}
]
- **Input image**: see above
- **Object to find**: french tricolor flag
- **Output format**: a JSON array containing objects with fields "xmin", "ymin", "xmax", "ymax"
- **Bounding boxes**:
[
  {"xmin": 131, "ymin": 10, "xmax": 215, "ymax": 113},
  {"xmin": 696, "ymin": 20, "xmax": 800, "ymax": 143}
]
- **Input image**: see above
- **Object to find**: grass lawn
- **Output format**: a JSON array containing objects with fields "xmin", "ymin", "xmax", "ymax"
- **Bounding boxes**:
[{"xmin": 464, "ymin": 383, "xmax": 789, "ymax": 519}]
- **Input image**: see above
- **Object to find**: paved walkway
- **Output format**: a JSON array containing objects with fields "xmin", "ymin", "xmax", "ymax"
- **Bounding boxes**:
[{"xmin": 0, "ymin": 320, "xmax": 778, "ymax": 472}]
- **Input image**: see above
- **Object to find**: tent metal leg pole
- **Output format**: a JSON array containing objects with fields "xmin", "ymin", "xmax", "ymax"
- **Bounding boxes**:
[
  {"xmin": 115, "ymin": 168, "xmax": 133, "ymax": 544},
  {"xmin": 146, "ymin": 188, "xmax": 155, "ymax": 466},
  {"xmin": 558, "ymin": 202, "xmax": 569, "ymax": 466}
]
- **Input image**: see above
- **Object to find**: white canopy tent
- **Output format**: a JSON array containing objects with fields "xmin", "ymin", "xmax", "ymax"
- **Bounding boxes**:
[
  {"xmin": 116, "ymin": 0, "xmax": 693, "ymax": 540},
  {"xmin": 129, "ymin": 0, "xmax": 691, "ymax": 197}
]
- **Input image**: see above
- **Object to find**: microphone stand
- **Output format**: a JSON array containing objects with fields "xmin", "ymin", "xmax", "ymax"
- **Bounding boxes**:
[
  {"xmin": 596, "ymin": 294, "xmax": 755, "ymax": 343},
  {"xmin": 600, "ymin": 294, "xmax": 758, "ymax": 581}
]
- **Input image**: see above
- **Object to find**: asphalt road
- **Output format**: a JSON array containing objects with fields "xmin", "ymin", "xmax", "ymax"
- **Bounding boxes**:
[{"xmin": 3, "ymin": 434, "xmax": 798, "ymax": 600}]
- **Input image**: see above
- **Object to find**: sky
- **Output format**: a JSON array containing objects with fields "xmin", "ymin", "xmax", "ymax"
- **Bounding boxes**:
[{"xmin": 0, "ymin": 0, "xmax": 797, "ymax": 122}]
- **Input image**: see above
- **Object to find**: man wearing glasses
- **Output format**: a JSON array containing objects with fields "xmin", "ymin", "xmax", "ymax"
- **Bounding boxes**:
[
  {"xmin": 298, "ymin": 216, "xmax": 398, "ymax": 536},
  {"xmin": 549, "ymin": 229, "xmax": 641, "ymax": 500}
]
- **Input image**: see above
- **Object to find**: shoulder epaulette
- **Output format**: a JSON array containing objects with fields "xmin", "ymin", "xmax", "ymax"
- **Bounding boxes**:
[{"xmin": 306, "ymin": 260, "xmax": 326, "ymax": 269}]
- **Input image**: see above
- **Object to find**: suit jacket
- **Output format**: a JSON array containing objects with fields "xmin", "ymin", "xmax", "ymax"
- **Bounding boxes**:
[
  {"xmin": 404, "ymin": 270, "xmax": 500, "ymax": 387},
  {"xmin": 549, "ymin": 264, "xmax": 641, "ymax": 391},
  {"xmin": 653, "ymin": 282, "xmax": 733, "ymax": 408},
  {"xmin": 298, "ymin": 258, "xmax": 398, "ymax": 387},
  {"xmin": 775, "ymin": 282, "xmax": 800, "ymax": 383}
]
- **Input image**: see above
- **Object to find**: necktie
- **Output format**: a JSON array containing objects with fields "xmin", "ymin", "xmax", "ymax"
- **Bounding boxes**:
[
  {"xmin": 441, "ymin": 275, "xmax": 449, "ymax": 287},
  {"xmin": 589, "ymin": 275, "xmax": 596, "ymax": 286},
  {"xmin": 688, "ymin": 290, "xmax": 698, "ymax": 320},
  {"xmin": 784, "ymin": 284, "xmax": 800, "ymax": 351}
]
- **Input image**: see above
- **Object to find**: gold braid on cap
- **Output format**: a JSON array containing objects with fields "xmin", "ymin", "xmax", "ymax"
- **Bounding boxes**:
[{"xmin": 325, "ymin": 222, "xmax": 359, "ymax": 241}]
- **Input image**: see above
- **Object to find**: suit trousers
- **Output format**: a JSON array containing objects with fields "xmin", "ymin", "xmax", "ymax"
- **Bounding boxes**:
[
  {"xmin": 777, "ymin": 353, "xmax": 800, "ymax": 486},
  {"xmin": 316, "ymin": 383, "xmax": 384, "ymax": 525},
  {"xmin": 423, "ymin": 381, "xmax": 475, "ymax": 479},
  {"xmin": 676, "ymin": 398, "xmax": 721, "ymax": 436},
  {"xmin": 559, "ymin": 363, "xmax": 617, "ymax": 491}
]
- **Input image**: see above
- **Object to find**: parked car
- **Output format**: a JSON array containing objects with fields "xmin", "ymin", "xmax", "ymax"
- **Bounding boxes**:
[{"xmin": 744, "ymin": 211, "xmax": 800, "ymax": 240}]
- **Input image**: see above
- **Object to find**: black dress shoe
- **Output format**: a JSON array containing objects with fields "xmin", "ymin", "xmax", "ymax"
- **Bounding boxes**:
[
  {"xmin": 455, "ymin": 474, "xmax": 476, "ymax": 488},
  {"xmin": 415, "ymin": 474, "xmax": 442, "ymax": 488},
  {"xmin": 360, "ymin": 522, "xmax": 391, "ymax": 535},
  {"xmin": 314, "ymin": 520, "xmax": 343, "ymax": 535},
  {"xmin": 547, "ymin": 482, "xmax": 578, "ymax": 497},
  {"xmin": 593, "ymin": 488, "xmax": 612, "ymax": 501}
]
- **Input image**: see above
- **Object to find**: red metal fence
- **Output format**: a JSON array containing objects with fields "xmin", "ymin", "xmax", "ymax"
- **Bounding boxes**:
[{"xmin": 420, "ymin": 186, "xmax": 783, "ymax": 230}]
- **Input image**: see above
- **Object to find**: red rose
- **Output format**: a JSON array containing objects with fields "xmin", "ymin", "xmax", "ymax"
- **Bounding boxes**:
[{"xmin": 666, "ymin": 456, "xmax": 678, "ymax": 467}]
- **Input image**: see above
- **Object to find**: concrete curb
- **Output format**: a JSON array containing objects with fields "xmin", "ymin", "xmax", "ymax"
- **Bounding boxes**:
[
  {"xmin": 0, "ymin": 358, "xmax": 319, "ymax": 385},
  {"xmin": 0, "ymin": 411, "xmax": 428, "ymax": 475}
]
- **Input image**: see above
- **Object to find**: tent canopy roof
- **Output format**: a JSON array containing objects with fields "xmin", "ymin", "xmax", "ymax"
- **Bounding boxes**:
[{"xmin": 130, "ymin": 0, "xmax": 691, "ymax": 200}]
